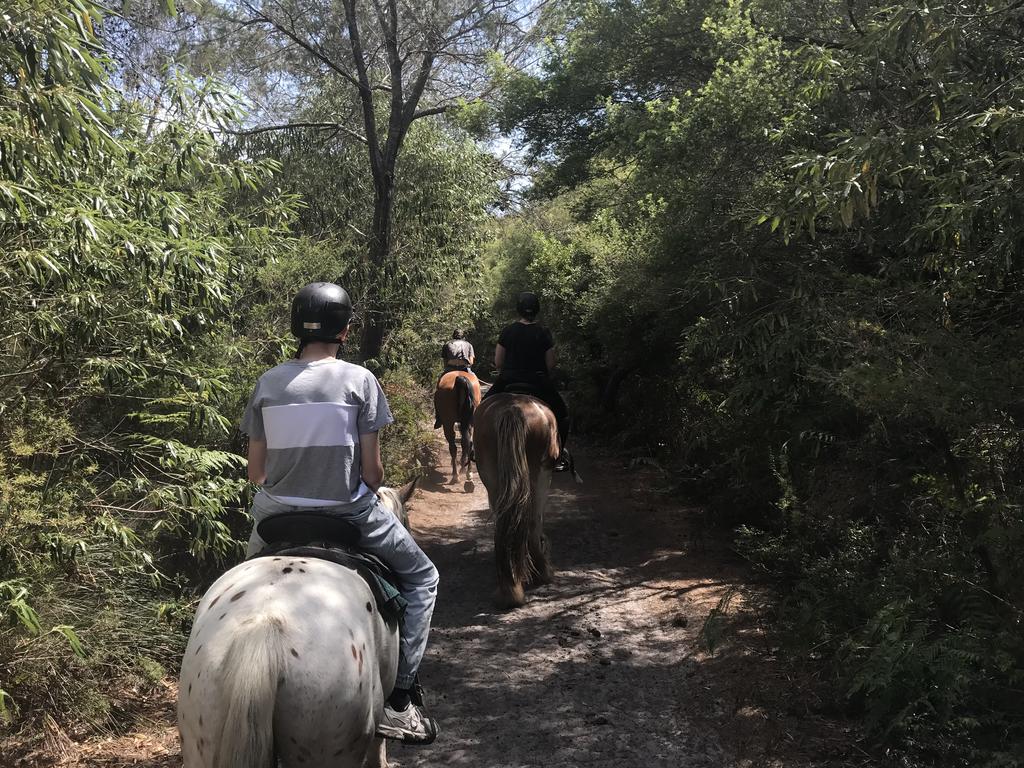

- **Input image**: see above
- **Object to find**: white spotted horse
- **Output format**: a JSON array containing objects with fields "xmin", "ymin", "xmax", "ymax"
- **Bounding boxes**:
[{"xmin": 177, "ymin": 483, "xmax": 417, "ymax": 768}]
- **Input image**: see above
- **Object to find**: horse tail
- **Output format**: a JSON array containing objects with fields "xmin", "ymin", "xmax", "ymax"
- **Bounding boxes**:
[
  {"xmin": 211, "ymin": 614, "xmax": 286, "ymax": 768},
  {"xmin": 454, "ymin": 374, "xmax": 475, "ymax": 428},
  {"xmin": 492, "ymin": 405, "xmax": 533, "ymax": 585}
]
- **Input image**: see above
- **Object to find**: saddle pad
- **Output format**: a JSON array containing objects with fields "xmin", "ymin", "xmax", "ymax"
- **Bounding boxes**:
[
  {"xmin": 257, "ymin": 511, "xmax": 361, "ymax": 548},
  {"xmin": 249, "ymin": 544, "xmax": 408, "ymax": 624}
]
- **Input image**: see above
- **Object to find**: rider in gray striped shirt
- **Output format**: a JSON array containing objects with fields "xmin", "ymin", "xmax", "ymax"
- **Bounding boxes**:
[
  {"xmin": 241, "ymin": 282, "xmax": 439, "ymax": 745},
  {"xmin": 242, "ymin": 357, "xmax": 392, "ymax": 508}
]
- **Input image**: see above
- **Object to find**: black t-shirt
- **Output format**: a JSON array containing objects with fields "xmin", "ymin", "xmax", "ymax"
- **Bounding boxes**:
[{"xmin": 498, "ymin": 322, "xmax": 553, "ymax": 374}]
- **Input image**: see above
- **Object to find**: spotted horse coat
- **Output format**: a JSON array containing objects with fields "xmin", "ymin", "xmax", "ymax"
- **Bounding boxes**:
[{"xmin": 177, "ymin": 495, "xmax": 410, "ymax": 768}]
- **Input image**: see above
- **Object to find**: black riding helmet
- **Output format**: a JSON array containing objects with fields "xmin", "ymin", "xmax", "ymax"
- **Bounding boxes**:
[
  {"xmin": 290, "ymin": 282, "xmax": 354, "ymax": 342},
  {"xmin": 516, "ymin": 291, "xmax": 540, "ymax": 320}
]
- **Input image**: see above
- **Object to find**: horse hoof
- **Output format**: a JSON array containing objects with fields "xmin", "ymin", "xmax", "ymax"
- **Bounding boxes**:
[
  {"xmin": 464, "ymin": 481, "xmax": 474, "ymax": 493},
  {"xmin": 494, "ymin": 584, "xmax": 526, "ymax": 609},
  {"xmin": 530, "ymin": 571, "xmax": 553, "ymax": 588}
]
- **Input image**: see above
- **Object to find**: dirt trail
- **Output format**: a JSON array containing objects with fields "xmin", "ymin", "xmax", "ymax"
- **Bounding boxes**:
[
  {"xmin": 390, "ymin": 444, "xmax": 862, "ymax": 768},
  {"xmin": 13, "ymin": 439, "xmax": 866, "ymax": 767}
]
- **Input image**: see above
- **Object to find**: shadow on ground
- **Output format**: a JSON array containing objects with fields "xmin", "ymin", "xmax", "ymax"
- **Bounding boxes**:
[{"xmin": 391, "ymin": 445, "xmax": 868, "ymax": 768}]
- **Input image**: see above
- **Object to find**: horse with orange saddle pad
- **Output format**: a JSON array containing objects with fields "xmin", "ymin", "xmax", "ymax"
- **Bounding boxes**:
[{"xmin": 433, "ymin": 370, "xmax": 482, "ymax": 490}]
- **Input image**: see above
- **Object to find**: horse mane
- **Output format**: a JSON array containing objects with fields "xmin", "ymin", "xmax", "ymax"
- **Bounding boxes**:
[{"xmin": 492, "ymin": 405, "xmax": 534, "ymax": 585}]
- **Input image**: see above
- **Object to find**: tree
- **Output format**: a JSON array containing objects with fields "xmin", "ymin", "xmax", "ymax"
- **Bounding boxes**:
[
  {"xmin": 185, "ymin": 0, "xmax": 540, "ymax": 362},
  {"xmin": 236, "ymin": 114, "xmax": 500, "ymax": 374},
  {"xmin": 0, "ymin": 0, "xmax": 303, "ymax": 724},
  {"xmin": 0, "ymin": 0, "xmax": 499, "ymax": 731}
]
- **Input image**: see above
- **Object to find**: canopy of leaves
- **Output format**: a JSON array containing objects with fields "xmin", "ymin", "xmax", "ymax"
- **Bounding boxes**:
[{"xmin": 1, "ymin": 0, "xmax": 293, "ymax": 723}]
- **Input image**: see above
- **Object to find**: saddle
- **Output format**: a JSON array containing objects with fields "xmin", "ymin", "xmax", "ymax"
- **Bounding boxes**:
[
  {"xmin": 248, "ymin": 512, "xmax": 407, "ymax": 624},
  {"xmin": 503, "ymin": 381, "xmax": 547, "ymax": 400}
]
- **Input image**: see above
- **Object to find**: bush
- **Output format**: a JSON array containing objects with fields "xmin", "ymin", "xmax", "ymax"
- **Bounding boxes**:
[{"xmin": 495, "ymin": 0, "xmax": 1024, "ymax": 762}]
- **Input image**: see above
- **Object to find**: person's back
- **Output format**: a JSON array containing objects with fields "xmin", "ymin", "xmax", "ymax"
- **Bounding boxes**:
[
  {"xmin": 244, "ymin": 357, "xmax": 389, "ymax": 507},
  {"xmin": 496, "ymin": 322, "xmax": 552, "ymax": 375},
  {"xmin": 485, "ymin": 291, "xmax": 571, "ymax": 471},
  {"xmin": 442, "ymin": 339, "xmax": 474, "ymax": 364},
  {"xmin": 440, "ymin": 329, "xmax": 475, "ymax": 373}
]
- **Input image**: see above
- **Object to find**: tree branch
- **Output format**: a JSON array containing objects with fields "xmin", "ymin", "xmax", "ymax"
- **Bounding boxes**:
[
  {"xmin": 401, "ymin": 48, "xmax": 437, "ymax": 130},
  {"xmin": 412, "ymin": 104, "xmax": 449, "ymax": 120},
  {"xmin": 845, "ymin": 0, "xmax": 864, "ymax": 35},
  {"xmin": 242, "ymin": 2, "xmax": 364, "ymax": 92},
  {"xmin": 342, "ymin": 0, "xmax": 384, "ymax": 175},
  {"xmin": 374, "ymin": 0, "xmax": 406, "ymax": 168},
  {"xmin": 226, "ymin": 121, "xmax": 368, "ymax": 143},
  {"xmin": 780, "ymin": 34, "xmax": 847, "ymax": 51}
]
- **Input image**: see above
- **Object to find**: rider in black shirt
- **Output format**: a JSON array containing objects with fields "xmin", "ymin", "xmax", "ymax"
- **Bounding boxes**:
[{"xmin": 486, "ymin": 292, "xmax": 570, "ymax": 471}]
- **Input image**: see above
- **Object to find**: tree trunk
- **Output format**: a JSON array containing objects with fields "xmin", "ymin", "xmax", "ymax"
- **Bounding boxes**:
[
  {"xmin": 358, "ymin": 176, "xmax": 394, "ymax": 364},
  {"xmin": 601, "ymin": 365, "xmax": 638, "ymax": 412}
]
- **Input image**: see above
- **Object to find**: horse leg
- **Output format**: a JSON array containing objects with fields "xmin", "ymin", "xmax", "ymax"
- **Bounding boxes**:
[
  {"xmin": 363, "ymin": 737, "xmax": 389, "ymax": 768},
  {"xmin": 442, "ymin": 423, "xmax": 459, "ymax": 484},
  {"xmin": 495, "ymin": 532, "xmax": 526, "ymax": 606},
  {"xmin": 459, "ymin": 423, "xmax": 473, "ymax": 473},
  {"xmin": 528, "ymin": 467, "xmax": 554, "ymax": 587},
  {"xmin": 460, "ymin": 423, "xmax": 475, "ymax": 491},
  {"xmin": 496, "ymin": 562, "xmax": 526, "ymax": 607}
]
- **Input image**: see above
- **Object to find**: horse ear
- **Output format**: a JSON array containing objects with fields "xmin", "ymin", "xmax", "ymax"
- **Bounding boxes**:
[{"xmin": 398, "ymin": 477, "xmax": 418, "ymax": 504}]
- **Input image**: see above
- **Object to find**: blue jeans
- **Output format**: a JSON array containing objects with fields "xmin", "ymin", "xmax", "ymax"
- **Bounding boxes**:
[{"xmin": 247, "ymin": 492, "xmax": 439, "ymax": 689}]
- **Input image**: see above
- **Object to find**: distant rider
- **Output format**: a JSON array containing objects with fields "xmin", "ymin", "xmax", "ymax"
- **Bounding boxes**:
[
  {"xmin": 434, "ymin": 329, "xmax": 478, "ymax": 429},
  {"xmin": 241, "ymin": 282, "xmax": 440, "ymax": 745},
  {"xmin": 441, "ymin": 329, "xmax": 475, "ymax": 374},
  {"xmin": 484, "ymin": 291, "xmax": 570, "ymax": 471}
]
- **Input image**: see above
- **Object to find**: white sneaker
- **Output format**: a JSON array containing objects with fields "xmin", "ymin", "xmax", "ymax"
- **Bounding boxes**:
[{"xmin": 375, "ymin": 703, "xmax": 439, "ymax": 744}]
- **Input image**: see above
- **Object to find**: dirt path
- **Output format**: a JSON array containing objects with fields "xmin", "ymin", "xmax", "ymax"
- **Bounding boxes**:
[
  {"xmin": 389, "ymin": 444, "xmax": 864, "ymax": 768},
  {"xmin": 15, "ymin": 440, "xmax": 868, "ymax": 767}
]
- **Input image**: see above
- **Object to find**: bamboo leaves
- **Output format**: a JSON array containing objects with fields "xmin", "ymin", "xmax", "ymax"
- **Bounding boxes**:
[{"xmin": 0, "ymin": 0, "xmax": 296, "ymax": 725}]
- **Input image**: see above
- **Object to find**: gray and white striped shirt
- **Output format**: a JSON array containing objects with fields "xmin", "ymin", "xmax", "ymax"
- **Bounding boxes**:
[{"xmin": 241, "ymin": 358, "xmax": 393, "ymax": 507}]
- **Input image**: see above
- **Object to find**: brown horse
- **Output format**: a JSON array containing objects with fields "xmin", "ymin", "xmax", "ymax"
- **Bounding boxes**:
[
  {"xmin": 474, "ymin": 393, "xmax": 559, "ymax": 608},
  {"xmin": 433, "ymin": 370, "xmax": 482, "ymax": 489}
]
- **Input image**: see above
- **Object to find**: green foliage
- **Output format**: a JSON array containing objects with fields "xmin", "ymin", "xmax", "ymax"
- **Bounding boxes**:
[
  {"xmin": 1, "ymin": 0, "xmax": 499, "ymax": 741},
  {"xmin": 0, "ymin": 0, "xmax": 285, "ymax": 734},
  {"xmin": 378, "ymin": 369, "xmax": 434, "ymax": 485},
  {"xmin": 498, "ymin": 0, "xmax": 1024, "ymax": 763},
  {"xmin": 238, "ymin": 113, "xmax": 499, "ymax": 379}
]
